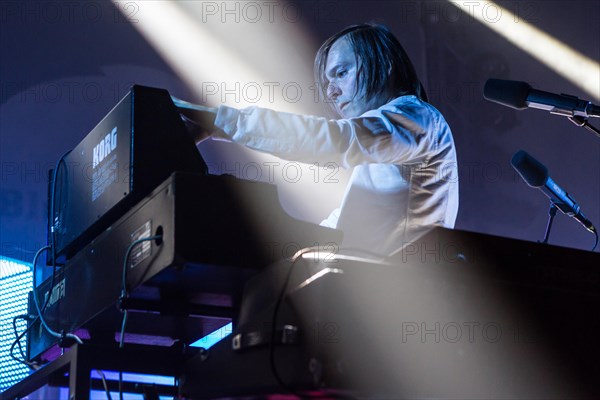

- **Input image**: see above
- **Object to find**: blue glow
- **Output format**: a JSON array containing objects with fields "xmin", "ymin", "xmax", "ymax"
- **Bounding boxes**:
[
  {"xmin": 90, "ymin": 370, "xmax": 174, "ymax": 385},
  {"xmin": 0, "ymin": 256, "xmax": 31, "ymax": 279},
  {"xmin": 190, "ymin": 322, "xmax": 233, "ymax": 349},
  {"xmin": 0, "ymin": 263, "xmax": 33, "ymax": 391},
  {"xmin": 86, "ymin": 371, "xmax": 175, "ymax": 400}
]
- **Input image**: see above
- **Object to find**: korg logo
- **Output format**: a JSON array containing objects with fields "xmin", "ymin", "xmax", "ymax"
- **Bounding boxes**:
[{"xmin": 92, "ymin": 127, "xmax": 118, "ymax": 168}]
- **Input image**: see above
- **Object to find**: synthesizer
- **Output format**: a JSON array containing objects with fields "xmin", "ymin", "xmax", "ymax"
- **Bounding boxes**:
[
  {"xmin": 181, "ymin": 227, "xmax": 600, "ymax": 399},
  {"xmin": 28, "ymin": 172, "xmax": 343, "ymax": 362},
  {"xmin": 48, "ymin": 85, "xmax": 207, "ymax": 264}
]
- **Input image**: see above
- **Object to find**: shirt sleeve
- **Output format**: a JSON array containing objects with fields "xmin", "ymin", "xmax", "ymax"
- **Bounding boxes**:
[{"xmin": 213, "ymin": 97, "xmax": 445, "ymax": 169}]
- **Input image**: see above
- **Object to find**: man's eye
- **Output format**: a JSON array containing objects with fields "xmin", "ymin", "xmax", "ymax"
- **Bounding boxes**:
[{"xmin": 337, "ymin": 70, "xmax": 347, "ymax": 78}]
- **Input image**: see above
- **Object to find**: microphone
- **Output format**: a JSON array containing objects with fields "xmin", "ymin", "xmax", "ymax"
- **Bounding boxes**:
[
  {"xmin": 484, "ymin": 79, "xmax": 600, "ymax": 118},
  {"xmin": 511, "ymin": 150, "xmax": 596, "ymax": 233}
]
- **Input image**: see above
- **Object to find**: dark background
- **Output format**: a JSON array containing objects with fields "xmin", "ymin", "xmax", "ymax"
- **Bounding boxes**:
[{"xmin": 1, "ymin": 0, "xmax": 599, "ymax": 265}]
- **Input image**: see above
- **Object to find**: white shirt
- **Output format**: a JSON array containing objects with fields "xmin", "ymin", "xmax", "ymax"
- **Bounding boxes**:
[{"xmin": 214, "ymin": 95, "xmax": 459, "ymax": 256}]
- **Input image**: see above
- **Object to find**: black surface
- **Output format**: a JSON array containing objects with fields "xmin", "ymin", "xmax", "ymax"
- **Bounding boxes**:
[
  {"xmin": 29, "ymin": 172, "xmax": 342, "ymax": 363},
  {"xmin": 182, "ymin": 227, "xmax": 600, "ymax": 399},
  {"xmin": 49, "ymin": 85, "xmax": 207, "ymax": 263}
]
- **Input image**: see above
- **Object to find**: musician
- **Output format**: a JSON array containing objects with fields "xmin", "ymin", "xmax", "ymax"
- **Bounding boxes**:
[{"xmin": 178, "ymin": 23, "xmax": 459, "ymax": 256}]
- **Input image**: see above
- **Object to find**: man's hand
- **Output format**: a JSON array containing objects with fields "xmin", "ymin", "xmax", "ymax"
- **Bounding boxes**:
[{"xmin": 172, "ymin": 96, "xmax": 219, "ymax": 144}]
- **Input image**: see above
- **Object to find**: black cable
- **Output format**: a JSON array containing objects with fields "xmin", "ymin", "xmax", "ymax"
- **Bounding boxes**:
[
  {"xmin": 268, "ymin": 247, "xmax": 309, "ymax": 394},
  {"xmin": 118, "ymin": 370, "xmax": 124, "ymax": 400},
  {"xmin": 269, "ymin": 246, "xmax": 340, "ymax": 397},
  {"xmin": 31, "ymin": 245, "xmax": 82, "ymax": 345},
  {"xmin": 48, "ymin": 153, "xmax": 68, "ymax": 295},
  {"xmin": 49, "ymin": 149, "xmax": 72, "ymax": 269},
  {"xmin": 11, "ymin": 234, "xmax": 80, "ymax": 363},
  {"xmin": 32, "ymin": 246, "xmax": 52, "ymax": 314},
  {"xmin": 12, "ymin": 315, "xmax": 28, "ymax": 359},
  {"xmin": 592, "ymin": 229, "xmax": 599, "ymax": 251},
  {"xmin": 118, "ymin": 235, "xmax": 162, "ymax": 400},
  {"xmin": 9, "ymin": 314, "xmax": 39, "ymax": 369},
  {"xmin": 97, "ymin": 369, "xmax": 113, "ymax": 400},
  {"xmin": 120, "ymin": 236, "xmax": 162, "ymax": 305},
  {"xmin": 268, "ymin": 245, "xmax": 388, "ymax": 399},
  {"xmin": 46, "ymin": 151, "xmax": 72, "ymax": 320},
  {"xmin": 29, "ymin": 150, "xmax": 79, "ymax": 348},
  {"xmin": 118, "ymin": 235, "xmax": 163, "ymax": 346}
]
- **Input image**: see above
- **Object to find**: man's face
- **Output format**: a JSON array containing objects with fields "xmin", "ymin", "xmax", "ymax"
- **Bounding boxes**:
[{"xmin": 324, "ymin": 37, "xmax": 389, "ymax": 118}]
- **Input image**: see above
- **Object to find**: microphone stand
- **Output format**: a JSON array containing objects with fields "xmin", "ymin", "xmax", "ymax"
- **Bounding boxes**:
[
  {"xmin": 540, "ymin": 203, "xmax": 558, "ymax": 245},
  {"xmin": 568, "ymin": 116, "xmax": 600, "ymax": 139},
  {"xmin": 569, "ymin": 117, "xmax": 600, "ymax": 252}
]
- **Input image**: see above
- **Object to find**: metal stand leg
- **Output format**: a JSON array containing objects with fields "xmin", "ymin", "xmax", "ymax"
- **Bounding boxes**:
[
  {"xmin": 68, "ymin": 345, "xmax": 91, "ymax": 400},
  {"xmin": 540, "ymin": 204, "xmax": 558, "ymax": 244},
  {"xmin": 1, "ymin": 343, "xmax": 189, "ymax": 400}
]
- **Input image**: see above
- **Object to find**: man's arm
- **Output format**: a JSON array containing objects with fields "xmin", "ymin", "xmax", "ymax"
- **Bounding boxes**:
[{"xmin": 213, "ymin": 98, "xmax": 448, "ymax": 168}]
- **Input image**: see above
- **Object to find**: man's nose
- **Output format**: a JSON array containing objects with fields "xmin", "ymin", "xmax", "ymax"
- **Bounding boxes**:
[{"xmin": 327, "ymin": 83, "xmax": 340, "ymax": 100}]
